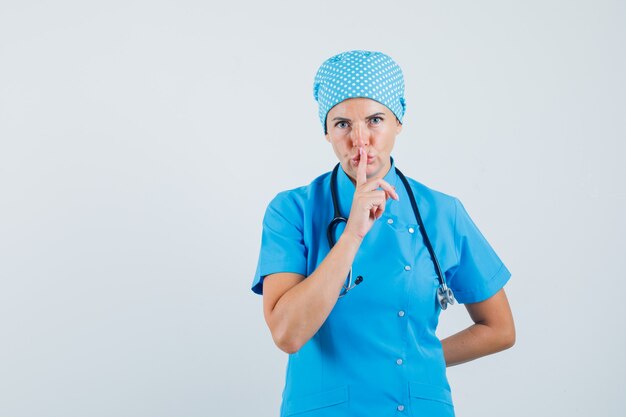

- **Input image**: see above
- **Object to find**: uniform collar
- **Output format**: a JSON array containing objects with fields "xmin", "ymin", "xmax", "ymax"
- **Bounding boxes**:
[{"xmin": 335, "ymin": 156, "xmax": 399, "ymax": 217}]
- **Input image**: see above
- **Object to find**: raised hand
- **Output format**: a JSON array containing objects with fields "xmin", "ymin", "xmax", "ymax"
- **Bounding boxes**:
[{"xmin": 344, "ymin": 147, "xmax": 399, "ymax": 240}]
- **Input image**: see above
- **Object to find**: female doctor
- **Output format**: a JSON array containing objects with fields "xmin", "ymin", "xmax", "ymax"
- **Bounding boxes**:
[{"xmin": 251, "ymin": 50, "xmax": 515, "ymax": 417}]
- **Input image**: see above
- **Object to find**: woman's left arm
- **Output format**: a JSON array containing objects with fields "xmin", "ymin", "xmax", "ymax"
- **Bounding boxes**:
[{"xmin": 440, "ymin": 288, "xmax": 515, "ymax": 367}]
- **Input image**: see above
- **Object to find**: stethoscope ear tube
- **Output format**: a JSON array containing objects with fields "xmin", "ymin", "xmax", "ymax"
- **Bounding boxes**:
[
  {"xmin": 327, "ymin": 216, "xmax": 347, "ymax": 248},
  {"xmin": 329, "ymin": 165, "xmax": 357, "ymax": 297},
  {"xmin": 327, "ymin": 165, "xmax": 348, "ymax": 248}
]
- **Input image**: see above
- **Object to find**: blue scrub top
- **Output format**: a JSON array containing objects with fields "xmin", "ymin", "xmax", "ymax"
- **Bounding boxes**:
[{"xmin": 252, "ymin": 157, "xmax": 511, "ymax": 417}]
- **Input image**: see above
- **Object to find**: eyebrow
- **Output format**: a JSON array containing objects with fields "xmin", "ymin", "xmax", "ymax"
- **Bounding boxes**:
[{"xmin": 331, "ymin": 112, "xmax": 386, "ymax": 122}]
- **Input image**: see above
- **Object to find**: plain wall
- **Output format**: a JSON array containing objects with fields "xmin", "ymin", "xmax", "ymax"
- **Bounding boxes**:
[{"xmin": 1, "ymin": 0, "xmax": 624, "ymax": 416}]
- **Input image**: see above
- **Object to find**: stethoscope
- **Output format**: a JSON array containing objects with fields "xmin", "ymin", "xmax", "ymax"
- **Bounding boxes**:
[{"xmin": 327, "ymin": 163, "xmax": 456, "ymax": 310}]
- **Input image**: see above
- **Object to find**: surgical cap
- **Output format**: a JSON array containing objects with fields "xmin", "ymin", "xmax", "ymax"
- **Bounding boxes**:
[{"xmin": 313, "ymin": 50, "xmax": 406, "ymax": 133}]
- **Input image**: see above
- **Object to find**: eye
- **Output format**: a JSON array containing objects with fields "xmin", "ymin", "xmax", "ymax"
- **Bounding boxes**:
[
  {"xmin": 370, "ymin": 117, "xmax": 383, "ymax": 125},
  {"xmin": 335, "ymin": 121, "xmax": 349, "ymax": 129}
]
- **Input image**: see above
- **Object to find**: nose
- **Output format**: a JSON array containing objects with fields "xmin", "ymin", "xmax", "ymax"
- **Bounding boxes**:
[{"xmin": 350, "ymin": 123, "xmax": 370, "ymax": 148}]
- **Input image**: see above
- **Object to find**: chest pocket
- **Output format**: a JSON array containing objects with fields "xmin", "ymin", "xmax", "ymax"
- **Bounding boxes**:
[
  {"xmin": 330, "ymin": 212, "xmax": 440, "ymax": 317},
  {"xmin": 382, "ymin": 213, "xmax": 441, "ymax": 314}
]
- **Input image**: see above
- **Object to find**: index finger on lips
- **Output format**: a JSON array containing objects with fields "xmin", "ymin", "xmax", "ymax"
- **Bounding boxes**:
[{"xmin": 356, "ymin": 147, "xmax": 367, "ymax": 186}]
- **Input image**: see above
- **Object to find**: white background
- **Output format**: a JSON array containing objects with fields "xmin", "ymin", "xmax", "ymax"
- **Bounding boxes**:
[{"xmin": 1, "ymin": 1, "xmax": 624, "ymax": 416}]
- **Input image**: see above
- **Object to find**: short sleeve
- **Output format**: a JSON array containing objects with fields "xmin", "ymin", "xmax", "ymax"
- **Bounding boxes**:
[
  {"xmin": 447, "ymin": 198, "xmax": 511, "ymax": 304},
  {"xmin": 251, "ymin": 192, "xmax": 308, "ymax": 295}
]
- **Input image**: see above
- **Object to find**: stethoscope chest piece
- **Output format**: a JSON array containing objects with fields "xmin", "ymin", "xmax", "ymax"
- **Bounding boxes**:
[{"xmin": 436, "ymin": 284, "xmax": 456, "ymax": 310}]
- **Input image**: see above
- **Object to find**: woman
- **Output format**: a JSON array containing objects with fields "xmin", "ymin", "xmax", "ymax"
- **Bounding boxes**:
[{"xmin": 251, "ymin": 50, "xmax": 515, "ymax": 417}]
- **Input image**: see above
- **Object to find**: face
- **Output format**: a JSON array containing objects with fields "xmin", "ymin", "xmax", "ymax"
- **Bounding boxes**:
[{"xmin": 325, "ymin": 98, "xmax": 402, "ymax": 184}]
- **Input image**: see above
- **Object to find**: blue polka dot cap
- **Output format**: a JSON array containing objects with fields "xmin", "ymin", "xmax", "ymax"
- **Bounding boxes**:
[{"xmin": 313, "ymin": 50, "xmax": 406, "ymax": 133}]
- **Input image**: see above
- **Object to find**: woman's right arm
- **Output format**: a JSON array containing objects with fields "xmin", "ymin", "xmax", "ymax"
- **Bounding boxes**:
[
  {"xmin": 262, "ymin": 232, "xmax": 362, "ymax": 354},
  {"xmin": 262, "ymin": 148, "xmax": 398, "ymax": 354}
]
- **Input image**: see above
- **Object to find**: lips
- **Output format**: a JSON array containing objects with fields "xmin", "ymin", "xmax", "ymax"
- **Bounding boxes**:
[{"xmin": 352, "ymin": 155, "xmax": 375, "ymax": 164}]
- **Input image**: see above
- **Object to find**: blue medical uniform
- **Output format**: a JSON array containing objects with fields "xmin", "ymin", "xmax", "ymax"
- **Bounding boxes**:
[{"xmin": 252, "ymin": 157, "xmax": 511, "ymax": 417}]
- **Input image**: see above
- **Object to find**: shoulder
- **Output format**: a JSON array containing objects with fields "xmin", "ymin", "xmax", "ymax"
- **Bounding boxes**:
[
  {"xmin": 265, "ymin": 171, "xmax": 331, "ymax": 220},
  {"xmin": 401, "ymin": 174, "xmax": 460, "ymax": 219}
]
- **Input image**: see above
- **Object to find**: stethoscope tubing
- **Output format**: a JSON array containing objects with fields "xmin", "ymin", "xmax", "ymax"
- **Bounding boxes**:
[{"xmin": 395, "ymin": 167, "xmax": 455, "ymax": 309}]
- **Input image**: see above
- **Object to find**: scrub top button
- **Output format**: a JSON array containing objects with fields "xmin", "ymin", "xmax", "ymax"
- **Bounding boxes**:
[
  {"xmin": 387, "ymin": 218, "xmax": 394, "ymax": 224},
  {"xmin": 404, "ymin": 265, "xmax": 411, "ymax": 271},
  {"xmin": 397, "ymin": 405, "xmax": 405, "ymax": 412},
  {"xmin": 408, "ymin": 227, "xmax": 415, "ymax": 234},
  {"xmin": 398, "ymin": 310, "xmax": 405, "ymax": 317},
  {"xmin": 396, "ymin": 358, "xmax": 403, "ymax": 365}
]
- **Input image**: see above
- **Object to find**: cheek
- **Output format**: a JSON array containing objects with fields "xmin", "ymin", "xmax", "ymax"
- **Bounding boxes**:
[
  {"xmin": 331, "ymin": 138, "xmax": 349, "ymax": 149},
  {"xmin": 330, "ymin": 142, "xmax": 346, "ymax": 157}
]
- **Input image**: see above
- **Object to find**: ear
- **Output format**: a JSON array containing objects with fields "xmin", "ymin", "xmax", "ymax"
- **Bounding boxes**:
[{"xmin": 325, "ymin": 133, "xmax": 331, "ymax": 143}]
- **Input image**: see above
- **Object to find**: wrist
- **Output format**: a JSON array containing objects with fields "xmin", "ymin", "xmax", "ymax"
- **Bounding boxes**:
[{"xmin": 338, "ymin": 231, "xmax": 363, "ymax": 248}]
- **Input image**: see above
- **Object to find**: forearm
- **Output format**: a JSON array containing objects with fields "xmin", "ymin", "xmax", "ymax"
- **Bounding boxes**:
[
  {"xmin": 441, "ymin": 322, "xmax": 515, "ymax": 367},
  {"xmin": 269, "ymin": 233, "xmax": 362, "ymax": 353}
]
